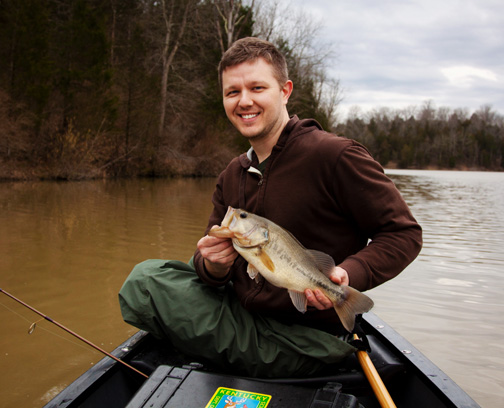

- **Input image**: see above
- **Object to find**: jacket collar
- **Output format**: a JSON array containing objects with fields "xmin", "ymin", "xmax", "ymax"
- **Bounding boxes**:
[{"xmin": 238, "ymin": 115, "xmax": 303, "ymax": 169}]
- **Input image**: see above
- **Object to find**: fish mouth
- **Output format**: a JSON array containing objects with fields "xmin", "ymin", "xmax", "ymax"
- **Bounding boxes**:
[
  {"xmin": 210, "ymin": 207, "xmax": 258, "ymax": 246},
  {"xmin": 228, "ymin": 210, "xmax": 259, "ymax": 247},
  {"xmin": 220, "ymin": 206, "xmax": 237, "ymax": 228},
  {"xmin": 208, "ymin": 208, "xmax": 237, "ymax": 238},
  {"xmin": 208, "ymin": 225, "xmax": 233, "ymax": 238},
  {"xmin": 225, "ymin": 207, "xmax": 262, "ymax": 247}
]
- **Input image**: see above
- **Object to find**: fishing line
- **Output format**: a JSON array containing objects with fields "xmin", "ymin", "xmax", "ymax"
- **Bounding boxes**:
[
  {"xmin": 0, "ymin": 288, "xmax": 148, "ymax": 379},
  {"xmin": 1, "ymin": 300, "xmax": 95, "ymax": 352}
]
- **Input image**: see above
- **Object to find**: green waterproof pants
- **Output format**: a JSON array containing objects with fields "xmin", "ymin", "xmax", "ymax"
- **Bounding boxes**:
[{"xmin": 118, "ymin": 259, "xmax": 356, "ymax": 378}]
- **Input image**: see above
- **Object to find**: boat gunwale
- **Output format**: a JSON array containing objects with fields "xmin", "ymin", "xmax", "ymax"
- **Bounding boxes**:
[
  {"xmin": 43, "ymin": 331, "xmax": 149, "ymax": 408},
  {"xmin": 362, "ymin": 312, "xmax": 480, "ymax": 408}
]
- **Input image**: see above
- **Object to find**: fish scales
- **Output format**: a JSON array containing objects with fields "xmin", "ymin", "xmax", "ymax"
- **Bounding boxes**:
[{"xmin": 266, "ymin": 234, "xmax": 336, "ymax": 292}]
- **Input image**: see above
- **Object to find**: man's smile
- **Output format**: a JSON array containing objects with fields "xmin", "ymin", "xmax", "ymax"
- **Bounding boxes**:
[{"xmin": 239, "ymin": 113, "xmax": 260, "ymax": 120}]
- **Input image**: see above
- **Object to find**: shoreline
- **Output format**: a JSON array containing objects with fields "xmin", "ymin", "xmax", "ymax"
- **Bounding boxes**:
[{"xmin": 0, "ymin": 159, "xmax": 499, "ymax": 183}]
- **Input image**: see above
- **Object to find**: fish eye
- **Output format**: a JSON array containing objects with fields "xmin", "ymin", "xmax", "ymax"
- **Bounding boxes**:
[{"xmin": 239, "ymin": 212, "xmax": 248, "ymax": 219}]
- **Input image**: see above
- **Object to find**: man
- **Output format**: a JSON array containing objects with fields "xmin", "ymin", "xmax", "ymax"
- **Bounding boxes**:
[
  {"xmin": 194, "ymin": 37, "xmax": 421, "ymax": 328},
  {"xmin": 119, "ymin": 37, "xmax": 422, "ymax": 378}
]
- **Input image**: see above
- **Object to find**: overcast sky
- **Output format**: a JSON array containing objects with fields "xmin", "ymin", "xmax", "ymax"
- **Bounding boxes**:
[{"xmin": 288, "ymin": 0, "xmax": 503, "ymax": 119}]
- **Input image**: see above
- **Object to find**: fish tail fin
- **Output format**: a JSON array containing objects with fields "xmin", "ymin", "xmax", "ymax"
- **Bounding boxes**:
[{"xmin": 332, "ymin": 286, "xmax": 374, "ymax": 332}]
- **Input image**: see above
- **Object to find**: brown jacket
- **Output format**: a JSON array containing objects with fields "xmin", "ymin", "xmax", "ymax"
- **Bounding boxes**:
[{"xmin": 194, "ymin": 116, "xmax": 422, "ymax": 331}]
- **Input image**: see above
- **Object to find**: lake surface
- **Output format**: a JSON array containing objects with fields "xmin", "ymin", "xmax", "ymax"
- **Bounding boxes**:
[{"xmin": 0, "ymin": 170, "xmax": 502, "ymax": 407}]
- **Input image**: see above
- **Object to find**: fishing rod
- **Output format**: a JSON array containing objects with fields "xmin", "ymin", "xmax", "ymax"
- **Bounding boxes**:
[{"xmin": 0, "ymin": 287, "xmax": 148, "ymax": 379}]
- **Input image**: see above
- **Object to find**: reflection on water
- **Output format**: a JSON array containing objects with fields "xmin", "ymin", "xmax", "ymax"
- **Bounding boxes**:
[
  {"xmin": 372, "ymin": 170, "xmax": 504, "ymax": 406},
  {"xmin": 0, "ymin": 171, "xmax": 503, "ymax": 407}
]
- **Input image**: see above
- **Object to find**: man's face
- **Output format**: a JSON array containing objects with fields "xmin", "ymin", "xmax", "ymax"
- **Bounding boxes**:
[{"xmin": 222, "ymin": 58, "xmax": 292, "ymax": 143}]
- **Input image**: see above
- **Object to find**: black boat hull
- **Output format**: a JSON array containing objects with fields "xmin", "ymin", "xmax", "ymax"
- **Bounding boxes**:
[{"xmin": 43, "ymin": 312, "xmax": 480, "ymax": 408}]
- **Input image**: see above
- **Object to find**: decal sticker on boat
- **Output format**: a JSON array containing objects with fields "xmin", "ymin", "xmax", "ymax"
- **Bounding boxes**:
[{"xmin": 205, "ymin": 387, "xmax": 272, "ymax": 408}]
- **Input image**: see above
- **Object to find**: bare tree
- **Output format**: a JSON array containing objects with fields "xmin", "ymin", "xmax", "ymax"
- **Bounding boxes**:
[
  {"xmin": 157, "ymin": 0, "xmax": 194, "ymax": 141},
  {"xmin": 213, "ymin": 0, "xmax": 254, "ymax": 53},
  {"xmin": 252, "ymin": 0, "xmax": 341, "ymax": 127},
  {"xmin": 318, "ymin": 77, "xmax": 343, "ymax": 127},
  {"xmin": 252, "ymin": 0, "xmax": 284, "ymax": 41}
]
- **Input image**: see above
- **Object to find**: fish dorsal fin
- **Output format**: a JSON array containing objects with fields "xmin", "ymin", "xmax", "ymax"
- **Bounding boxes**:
[
  {"xmin": 288, "ymin": 290, "xmax": 308, "ymax": 313},
  {"xmin": 282, "ymin": 229, "xmax": 307, "ymax": 249},
  {"xmin": 307, "ymin": 249, "xmax": 336, "ymax": 278}
]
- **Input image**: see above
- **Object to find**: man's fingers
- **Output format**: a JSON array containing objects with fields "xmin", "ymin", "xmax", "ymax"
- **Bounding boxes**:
[
  {"xmin": 330, "ymin": 266, "xmax": 349, "ymax": 286},
  {"xmin": 305, "ymin": 289, "xmax": 332, "ymax": 310}
]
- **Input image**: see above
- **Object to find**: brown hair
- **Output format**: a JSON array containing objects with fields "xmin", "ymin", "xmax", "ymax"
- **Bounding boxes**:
[{"xmin": 218, "ymin": 37, "xmax": 289, "ymax": 89}]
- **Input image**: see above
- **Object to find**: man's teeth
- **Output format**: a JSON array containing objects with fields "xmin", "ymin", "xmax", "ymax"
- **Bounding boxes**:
[{"xmin": 241, "ymin": 114, "xmax": 258, "ymax": 119}]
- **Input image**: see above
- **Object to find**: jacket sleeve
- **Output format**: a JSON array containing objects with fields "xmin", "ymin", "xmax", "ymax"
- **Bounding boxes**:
[{"xmin": 333, "ymin": 143, "xmax": 423, "ymax": 291}]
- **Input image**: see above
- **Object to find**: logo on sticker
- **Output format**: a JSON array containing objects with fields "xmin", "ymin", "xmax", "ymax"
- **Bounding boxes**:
[{"xmin": 205, "ymin": 387, "xmax": 271, "ymax": 408}]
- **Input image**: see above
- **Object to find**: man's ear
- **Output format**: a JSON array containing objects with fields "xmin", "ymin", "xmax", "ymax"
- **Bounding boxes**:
[{"xmin": 282, "ymin": 80, "xmax": 294, "ymax": 104}]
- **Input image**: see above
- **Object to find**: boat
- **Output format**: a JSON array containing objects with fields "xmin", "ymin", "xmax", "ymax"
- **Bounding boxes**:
[{"xmin": 43, "ymin": 312, "xmax": 480, "ymax": 408}]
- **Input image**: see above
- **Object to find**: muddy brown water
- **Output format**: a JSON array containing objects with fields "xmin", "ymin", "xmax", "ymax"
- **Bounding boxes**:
[{"xmin": 1, "ymin": 171, "xmax": 502, "ymax": 407}]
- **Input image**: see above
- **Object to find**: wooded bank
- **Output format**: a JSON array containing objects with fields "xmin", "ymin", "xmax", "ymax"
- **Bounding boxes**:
[
  {"xmin": 337, "ymin": 103, "xmax": 503, "ymax": 171},
  {"xmin": 1, "ymin": 1, "xmax": 502, "ymax": 181}
]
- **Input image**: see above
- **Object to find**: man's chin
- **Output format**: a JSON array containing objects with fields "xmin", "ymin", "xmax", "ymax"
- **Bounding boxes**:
[{"xmin": 237, "ymin": 127, "xmax": 264, "ymax": 140}]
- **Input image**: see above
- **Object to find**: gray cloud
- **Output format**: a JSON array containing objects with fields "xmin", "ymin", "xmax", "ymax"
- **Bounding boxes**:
[{"xmin": 289, "ymin": 0, "xmax": 504, "ymax": 118}]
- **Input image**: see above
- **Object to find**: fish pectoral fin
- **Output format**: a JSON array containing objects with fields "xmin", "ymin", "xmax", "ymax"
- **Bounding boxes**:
[
  {"xmin": 288, "ymin": 290, "xmax": 308, "ymax": 313},
  {"xmin": 333, "ymin": 286, "xmax": 374, "ymax": 332},
  {"xmin": 258, "ymin": 249, "xmax": 275, "ymax": 272},
  {"xmin": 307, "ymin": 249, "xmax": 336, "ymax": 278},
  {"xmin": 246, "ymin": 264, "xmax": 262, "ymax": 283}
]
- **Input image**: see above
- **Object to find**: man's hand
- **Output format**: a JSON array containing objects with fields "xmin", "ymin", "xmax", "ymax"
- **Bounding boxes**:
[
  {"xmin": 197, "ymin": 231, "xmax": 238, "ymax": 279},
  {"xmin": 305, "ymin": 267, "xmax": 349, "ymax": 310}
]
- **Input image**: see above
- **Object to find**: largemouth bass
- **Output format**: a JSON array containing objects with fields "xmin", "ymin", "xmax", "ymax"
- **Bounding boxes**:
[{"xmin": 209, "ymin": 207, "xmax": 374, "ymax": 332}]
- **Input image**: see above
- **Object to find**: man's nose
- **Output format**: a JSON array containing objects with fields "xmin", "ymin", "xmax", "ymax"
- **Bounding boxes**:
[{"xmin": 239, "ymin": 91, "xmax": 253, "ymax": 108}]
